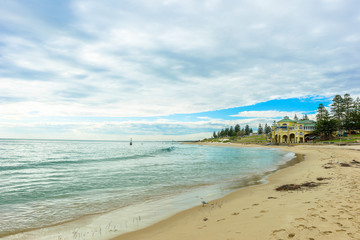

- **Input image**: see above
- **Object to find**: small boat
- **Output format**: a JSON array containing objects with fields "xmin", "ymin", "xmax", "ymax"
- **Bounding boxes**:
[{"xmin": 130, "ymin": 138, "xmax": 132, "ymax": 146}]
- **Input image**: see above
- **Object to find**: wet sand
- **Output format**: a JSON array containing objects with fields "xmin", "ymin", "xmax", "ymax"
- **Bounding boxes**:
[{"xmin": 112, "ymin": 143, "xmax": 360, "ymax": 240}]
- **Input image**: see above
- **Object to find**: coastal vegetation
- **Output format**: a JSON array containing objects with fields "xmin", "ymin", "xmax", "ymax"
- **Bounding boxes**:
[
  {"xmin": 203, "ymin": 134, "xmax": 269, "ymax": 144},
  {"xmin": 315, "ymin": 93, "xmax": 360, "ymax": 140},
  {"xmin": 212, "ymin": 124, "xmax": 272, "ymax": 139},
  {"xmin": 204, "ymin": 93, "xmax": 359, "ymax": 144}
]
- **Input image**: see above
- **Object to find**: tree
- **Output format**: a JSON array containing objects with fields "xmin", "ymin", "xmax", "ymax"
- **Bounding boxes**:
[
  {"xmin": 316, "ymin": 103, "xmax": 327, "ymax": 121},
  {"xmin": 265, "ymin": 123, "xmax": 272, "ymax": 134},
  {"xmin": 225, "ymin": 128, "xmax": 229, "ymax": 136},
  {"xmin": 229, "ymin": 126, "xmax": 235, "ymax": 137},
  {"xmin": 354, "ymin": 97, "xmax": 360, "ymax": 110},
  {"xmin": 234, "ymin": 124, "xmax": 240, "ymax": 134},
  {"xmin": 353, "ymin": 97, "xmax": 360, "ymax": 130},
  {"xmin": 240, "ymin": 128, "xmax": 245, "ymax": 136},
  {"xmin": 213, "ymin": 131, "xmax": 217, "ymax": 138},
  {"xmin": 343, "ymin": 93, "xmax": 353, "ymax": 111},
  {"xmin": 343, "ymin": 93, "xmax": 354, "ymax": 131},
  {"xmin": 351, "ymin": 108, "xmax": 360, "ymax": 130},
  {"xmin": 315, "ymin": 103, "xmax": 337, "ymax": 140},
  {"xmin": 219, "ymin": 129, "xmax": 225, "ymax": 138},
  {"xmin": 294, "ymin": 114, "xmax": 299, "ymax": 121},
  {"xmin": 249, "ymin": 128, "xmax": 253, "ymax": 134},
  {"xmin": 264, "ymin": 123, "xmax": 268, "ymax": 134},
  {"xmin": 344, "ymin": 110, "xmax": 360, "ymax": 131},
  {"xmin": 245, "ymin": 125, "xmax": 250, "ymax": 135},
  {"xmin": 258, "ymin": 124, "xmax": 263, "ymax": 134},
  {"xmin": 331, "ymin": 95, "xmax": 344, "ymax": 130},
  {"xmin": 315, "ymin": 118, "xmax": 338, "ymax": 140}
]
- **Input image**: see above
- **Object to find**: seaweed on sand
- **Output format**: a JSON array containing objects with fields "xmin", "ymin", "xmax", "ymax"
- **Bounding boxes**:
[
  {"xmin": 316, "ymin": 177, "xmax": 332, "ymax": 181},
  {"xmin": 275, "ymin": 184, "xmax": 301, "ymax": 191},
  {"xmin": 351, "ymin": 160, "xmax": 360, "ymax": 165},
  {"xmin": 340, "ymin": 163, "xmax": 351, "ymax": 167},
  {"xmin": 338, "ymin": 160, "xmax": 360, "ymax": 167},
  {"xmin": 276, "ymin": 182, "xmax": 326, "ymax": 191},
  {"xmin": 322, "ymin": 162, "xmax": 334, "ymax": 169}
]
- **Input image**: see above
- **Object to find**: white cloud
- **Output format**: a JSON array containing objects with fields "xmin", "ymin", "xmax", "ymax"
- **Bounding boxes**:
[
  {"xmin": 0, "ymin": 0, "xmax": 359, "ymax": 139},
  {"xmin": 231, "ymin": 110, "xmax": 308, "ymax": 118},
  {"xmin": 0, "ymin": 116, "xmax": 279, "ymax": 140},
  {"xmin": 343, "ymin": 34, "xmax": 360, "ymax": 43}
]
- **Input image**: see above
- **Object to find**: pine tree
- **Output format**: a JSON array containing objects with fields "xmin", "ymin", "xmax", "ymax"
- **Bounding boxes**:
[
  {"xmin": 352, "ymin": 96, "xmax": 360, "ymax": 131},
  {"xmin": 220, "ymin": 129, "xmax": 225, "ymax": 137},
  {"xmin": 331, "ymin": 95, "xmax": 344, "ymax": 130},
  {"xmin": 343, "ymin": 93, "xmax": 353, "ymax": 111},
  {"xmin": 240, "ymin": 128, "xmax": 245, "ymax": 136},
  {"xmin": 213, "ymin": 131, "xmax": 217, "ymax": 138},
  {"xmin": 224, "ymin": 128, "xmax": 229, "ymax": 137},
  {"xmin": 268, "ymin": 125, "xmax": 272, "ymax": 134},
  {"xmin": 258, "ymin": 124, "xmax": 263, "ymax": 134},
  {"xmin": 343, "ymin": 93, "xmax": 354, "ymax": 131},
  {"xmin": 264, "ymin": 123, "xmax": 272, "ymax": 134},
  {"xmin": 354, "ymin": 97, "xmax": 360, "ymax": 110},
  {"xmin": 352, "ymin": 102, "xmax": 360, "ymax": 131},
  {"xmin": 294, "ymin": 114, "xmax": 299, "ymax": 121},
  {"xmin": 315, "ymin": 103, "xmax": 337, "ymax": 140},
  {"xmin": 234, "ymin": 124, "xmax": 240, "ymax": 134},
  {"xmin": 316, "ymin": 103, "xmax": 327, "ymax": 121},
  {"xmin": 245, "ymin": 125, "xmax": 250, "ymax": 135},
  {"xmin": 229, "ymin": 126, "xmax": 235, "ymax": 137}
]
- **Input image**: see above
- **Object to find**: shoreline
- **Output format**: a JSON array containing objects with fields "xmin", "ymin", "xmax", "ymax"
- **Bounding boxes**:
[{"xmin": 111, "ymin": 143, "xmax": 360, "ymax": 240}]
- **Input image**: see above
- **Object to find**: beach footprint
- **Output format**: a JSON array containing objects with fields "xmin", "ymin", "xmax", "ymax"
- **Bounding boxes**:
[
  {"xmin": 198, "ymin": 225, "xmax": 207, "ymax": 229},
  {"xmin": 272, "ymin": 228, "xmax": 286, "ymax": 234}
]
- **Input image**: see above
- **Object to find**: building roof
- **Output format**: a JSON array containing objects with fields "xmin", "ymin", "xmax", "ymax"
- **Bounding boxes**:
[
  {"xmin": 277, "ymin": 116, "xmax": 297, "ymax": 123},
  {"xmin": 277, "ymin": 116, "xmax": 316, "ymax": 126},
  {"xmin": 297, "ymin": 119, "xmax": 316, "ymax": 126},
  {"xmin": 297, "ymin": 119, "xmax": 315, "ymax": 124}
]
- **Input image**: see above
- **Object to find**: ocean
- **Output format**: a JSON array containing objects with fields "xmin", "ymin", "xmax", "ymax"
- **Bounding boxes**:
[{"xmin": 0, "ymin": 139, "xmax": 296, "ymax": 240}]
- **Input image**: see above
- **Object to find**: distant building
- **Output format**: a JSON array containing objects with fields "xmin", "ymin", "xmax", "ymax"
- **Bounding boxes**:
[{"xmin": 271, "ymin": 116, "xmax": 316, "ymax": 143}]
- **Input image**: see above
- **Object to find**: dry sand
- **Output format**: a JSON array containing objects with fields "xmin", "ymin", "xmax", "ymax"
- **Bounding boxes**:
[{"xmin": 111, "ymin": 143, "xmax": 360, "ymax": 240}]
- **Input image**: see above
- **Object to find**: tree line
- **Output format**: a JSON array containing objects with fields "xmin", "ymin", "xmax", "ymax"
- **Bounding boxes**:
[
  {"xmin": 292, "ymin": 114, "xmax": 309, "ymax": 121},
  {"xmin": 315, "ymin": 93, "xmax": 360, "ymax": 139},
  {"xmin": 213, "ymin": 123, "xmax": 272, "ymax": 138}
]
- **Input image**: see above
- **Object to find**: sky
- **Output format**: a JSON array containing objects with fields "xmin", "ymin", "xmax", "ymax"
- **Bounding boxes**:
[{"xmin": 0, "ymin": 0, "xmax": 359, "ymax": 140}]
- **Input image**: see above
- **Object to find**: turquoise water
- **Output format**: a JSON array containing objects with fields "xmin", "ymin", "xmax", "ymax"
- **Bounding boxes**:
[{"xmin": 0, "ymin": 139, "xmax": 294, "ymax": 239}]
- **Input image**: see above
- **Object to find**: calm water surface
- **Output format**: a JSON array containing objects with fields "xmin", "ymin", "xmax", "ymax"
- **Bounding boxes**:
[{"xmin": 0, "ymin": 139, "xmax": 295, "ymax": 239}]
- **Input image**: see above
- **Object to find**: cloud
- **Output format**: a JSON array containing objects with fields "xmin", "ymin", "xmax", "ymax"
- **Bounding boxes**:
[
  {"xmin": 0, "ymin": 115, "xmax": 279, "ymax": 140},
  {"xmin": 0, "ymin": 0, "xmax": 359, "ymax": 139},
  {"xmin": 230, "ymin": 110, "xmax": 309, "ymax": 118},
  {"xmin": 0, "ymin": 118, "xmax": 222, "ymax": 140}
]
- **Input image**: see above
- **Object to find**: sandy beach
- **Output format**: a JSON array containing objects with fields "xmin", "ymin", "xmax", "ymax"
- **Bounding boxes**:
[{"xmin": 112, "ymin": 143, "xmax": 360, "ymax": 240}]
